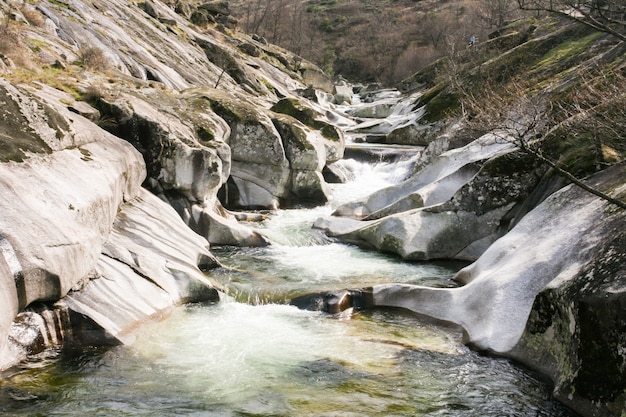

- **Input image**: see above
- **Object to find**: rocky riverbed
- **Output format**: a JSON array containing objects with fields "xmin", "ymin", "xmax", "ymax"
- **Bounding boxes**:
[{"xmin": 0, "ymin": 1, "xmax": 624, "ymax": 416}]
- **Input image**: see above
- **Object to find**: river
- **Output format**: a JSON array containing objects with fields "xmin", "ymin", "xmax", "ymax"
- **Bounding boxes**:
[{"xmin": 0, "ymin": 149, "xmax": 577, "ymax": 416}]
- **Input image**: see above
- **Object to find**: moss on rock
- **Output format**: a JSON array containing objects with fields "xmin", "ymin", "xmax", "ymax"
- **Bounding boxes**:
[{"xmin": 271, "ymin": 97, "xmax": 341, "ymax": 141}]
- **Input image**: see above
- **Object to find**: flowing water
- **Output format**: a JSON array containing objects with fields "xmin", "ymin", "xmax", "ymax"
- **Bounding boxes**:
[{"xmin": 0, "ymin": 158, "xmax": 577, "ymax": 416}]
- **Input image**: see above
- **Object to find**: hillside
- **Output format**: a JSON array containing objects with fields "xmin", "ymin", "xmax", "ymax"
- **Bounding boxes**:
[{"xmin": 227, "ymin": 0, "xmax": 522, "ymax": 84}]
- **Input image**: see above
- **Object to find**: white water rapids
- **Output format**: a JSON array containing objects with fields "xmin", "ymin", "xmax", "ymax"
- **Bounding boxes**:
[{"xmin": 0, "ymin": 92, "xmax": 577, "ymax": 417}]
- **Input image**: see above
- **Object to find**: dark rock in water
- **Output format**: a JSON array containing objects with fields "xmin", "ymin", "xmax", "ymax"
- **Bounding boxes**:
[
  {"xmin": 290, "ymin": 288, "xmax": 373, "ymax": 314},
  {"xmin": 343, "ymin": 144, "xmax": 419, "ymax": 164},
  {"xmin": 290, "ymin": 293, "xmax": 327, "ymax": 312},
  {"xmin": 294, "ymin": 358, "xmax": 374, "ymax": 387},
  {"xmin": 323, "ymin": 162, "xmax": 355, "ymax": 184},
  {"xmin": 365, "ymin": 134, "xmax": 386, "ymax": 144}
]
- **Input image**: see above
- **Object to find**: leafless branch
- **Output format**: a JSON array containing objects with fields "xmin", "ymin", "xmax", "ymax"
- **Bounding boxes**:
[
  {"xmin": 516, "ymin": 0, "xmax": 626, "ymax": 42},
  {"xmin": 459, "ymin": 70, "xmax": 626, "ymax": 210}
]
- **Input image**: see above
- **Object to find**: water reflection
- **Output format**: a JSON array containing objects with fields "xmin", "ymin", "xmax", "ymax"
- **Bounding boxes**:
[{"xmin": 211, "ymin": 243, "xmax": 461, "ymax": 304}]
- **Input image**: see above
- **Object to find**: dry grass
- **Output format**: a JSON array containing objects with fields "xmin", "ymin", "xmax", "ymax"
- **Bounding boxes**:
[
  {"xmin": 0, "ymin": 18, "xmax": 34, "ymax": 69},
  {"xmin": 21, "ymin": 6, "xmax": 46, "ymax": 27},
  {"xmin": 78, "ymin": 46, "xmax": 110, "ymax": 71},
  {"xmin": 81, "ymin": 84, "xmax": 105, "ymax": 104}
]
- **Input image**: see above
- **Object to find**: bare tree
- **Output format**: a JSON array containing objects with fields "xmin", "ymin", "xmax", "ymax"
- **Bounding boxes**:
[
  {"xmin": 457, "ymin": 69, "xmax": 626, "ymax": 210},
  {"xmin": 475, "ymin": 0, "xmax": 520, "ymax": 29},
  {"xmin": 517, "ymin": 0, "xmax": 626, "ymax": 41},
  {"xmin": 243, "ymin": 0, "xmax": 273, "ymax": 35}
]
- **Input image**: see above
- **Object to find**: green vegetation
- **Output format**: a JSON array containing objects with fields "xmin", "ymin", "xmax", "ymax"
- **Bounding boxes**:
[
  {"xmin": 196, "ymin": 126, "xmax": 216, "ymax": 146},
  {"xmin": 208, "ymin": 98, "xmax": 242, "ymax": 124},
  {"xmin": 271, "ymin": 98, "xmax": 340, "ymax": 141},
  {"xmin": 533, "ymin": 32, "xmax": 602, "ymax": 70}
]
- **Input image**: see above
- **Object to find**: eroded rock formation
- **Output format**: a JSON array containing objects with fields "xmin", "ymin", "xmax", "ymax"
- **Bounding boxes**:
[
  {"xmin": 315, "ymin": 132, "xmax": 549, "ymax": 261},
  {"xmin": 303, "ymin": 164, "xmax": 626, "ymax": 415},
  {"xmin": 0, "ymin": 79, "xmax": 222, "ymax": 368},
  {"xmin": 0, "ymin": 0, "xmax": 343, "ymax": 369}
]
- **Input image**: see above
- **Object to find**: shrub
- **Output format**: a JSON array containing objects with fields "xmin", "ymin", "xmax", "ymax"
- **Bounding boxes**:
[
  {"xmin": 21, "ymin": 6, "xmax": 45, "ymax": 27},
  {"xmin": 81, "ymin": 84, "xmax": 104, "ymax": 104},
  {"xmin": 78, "ymin": 46, "xmax": 109, "ymax": 71},
  {"xmin": 0, "ymin": 18, "xmax": 34, "ymax": 69}
]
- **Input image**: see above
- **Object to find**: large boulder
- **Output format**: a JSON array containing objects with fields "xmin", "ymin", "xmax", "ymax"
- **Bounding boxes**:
[
  {"xmin": 97, "ymin": 90, "xmax": 230, "ymax": 202},
  {"xmin": 272, "ymin": 114, "xmax": 332, "ymax": 204},
  {"xmin": 95, "ymin": 88, "xmax": 268, "ymax": 246},
  {"xmin": 212, "ymin": 95, "xmax": 291, "ymax": 209},
  {"xmin": 198, "ymin": 1, "xmax": 231, "ymax": 16},
  {"xmin": 270, "ymin": 97, "xmax": 345, "ymax": 163},
  {"xmin": 0, "ymin": 81, "xmax": 144, "ymax": 367},
  {"xmin": 209, "ymin": 92, "xmax": 338, "ymax": 209},
  {"xmin": 61, "ymin": 189, "xmax": 221, "ymax": 345}
]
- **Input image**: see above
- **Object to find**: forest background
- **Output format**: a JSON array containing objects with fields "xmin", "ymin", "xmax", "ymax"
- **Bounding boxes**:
[{"xmin": 230, "ymin": 0, "xmax": 525, "ymax": 84}]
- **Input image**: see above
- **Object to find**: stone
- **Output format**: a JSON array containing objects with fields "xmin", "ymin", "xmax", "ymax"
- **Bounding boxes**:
[
  {"xmin": 142, "ymin": 0, "xmax": 159, "ymax": 19},
  {"xmin": 198, "ymin": 1, "xmax": 231, "ymax": 16},
  {"xmin": 252, "ymin": 34, "xmax": 267, "ymax": 44},
  {"xmin": 174, "ymin": 1, "xmax": 192, "ymax": 18},
  {"xmin": 270, "ymin": 97, "xmax": 345, "ymax": 161},
  {"xmin": 333, "ymin": 83, "xmax": 353, "ymax": 105},
  {"xmin": 316, "ymin": 133, "xmax": 549, "ymax": 261},
  {"xmin": 290, "ymin": 289, "xmax": 373, "ymax": 313},
  {"xmin": 291, "ymin": 170, "xmax": 331, "ymax": 204},
  {"xmin": 61, "ymin": 189, "xmax": 221, "ymax": 344},
  {"xmin": 385, "ymin": 124, "xmax": 431, "ymax": 146},
  {"xmin": 238, "ymin": 42, "xmax": 261, "ymax": 57},
  {"xmin": 0, "ymin": 81, "xmax": 145, "ymax": 368},
  {"xmin": 272, "ymin": 114, "xmax": 324, "ymax": 171},
  {"xmin": 370, "ymin": 164, "xmax": 626, "ymax": 414},
  {"xmin": 67, "ymin": 100, "xmax": 101, "ymax": 122},
  {"xmin": 100, "ymin": 93, "xmax": 226, "ymax": 202}
]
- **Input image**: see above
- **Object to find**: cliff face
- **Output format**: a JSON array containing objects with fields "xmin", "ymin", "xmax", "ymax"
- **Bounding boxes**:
[{"xmin": 0, "ymin": 0, "xmax": 345, "ymax": 369}]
